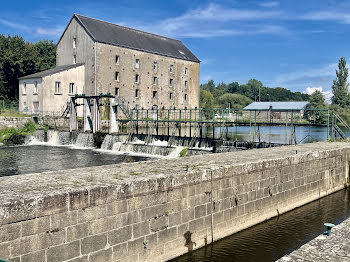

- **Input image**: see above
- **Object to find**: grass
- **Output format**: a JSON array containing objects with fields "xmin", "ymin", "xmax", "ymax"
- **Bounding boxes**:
[
  {"xmin": 0, "ymin": 109, "xmax": 30, "ymax": 118},
  {"xmin": 179, "ymin": 147, "xmax": 189, "ymax": 157},
  {"xmin": 0, "ymin": 121, "xmax": 36, "ymax": 145},
  {"xmin": 129, "ymin": 171, "xmax": 141, "ymax": 176}
]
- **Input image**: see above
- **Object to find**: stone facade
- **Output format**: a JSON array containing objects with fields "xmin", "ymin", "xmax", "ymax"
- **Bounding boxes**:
[
  {"xmin": 96, "ymin": 43, "xmax": 200, "ymax": 110},
  {"xmin": 55, "ymin": 15, "xmax": 200, "ymax": 111},
  {"xmin": 0, "ymin": 143, "xmax": 349, "ymax": 261}
]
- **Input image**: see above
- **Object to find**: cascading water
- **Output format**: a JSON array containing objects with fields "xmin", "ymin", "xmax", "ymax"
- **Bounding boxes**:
[
  {"xmin": 101, "ymin": 134, "xmax": 128, "ymax": 150},
  {"xmin": 25, "ymin": 130, "xmax": 46, "ymax": 144},
  {"xmin": 75, "ymin": 133, "xmax": 94, "ymax": 148},
  {"xmin": 47, "ymin": 130, "xmax": 71, "ymax": 145}
]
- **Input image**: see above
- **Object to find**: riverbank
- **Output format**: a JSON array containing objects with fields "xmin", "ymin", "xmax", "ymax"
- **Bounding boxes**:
[{"xmin": 277, "ymin": 216, "xmax": 350, "ymax": 261}]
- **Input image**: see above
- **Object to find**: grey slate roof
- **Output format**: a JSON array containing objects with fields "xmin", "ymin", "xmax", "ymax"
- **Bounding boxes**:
[
  {"xmin": 71, "ymin": 14, "xmax": 200, "ymax": 63},
  {"xmin": 19, "ymin": 63, "xmax": 84, "ymax": 80},
  {"xmin": 244, "ymin": 101, "xmax": 310, "ymax": 111}
]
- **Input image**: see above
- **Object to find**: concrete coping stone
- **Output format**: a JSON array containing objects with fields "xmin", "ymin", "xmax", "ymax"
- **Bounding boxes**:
[{"xmin": 0, "ymin": 142, "xmax": 349, "ymax": 225}]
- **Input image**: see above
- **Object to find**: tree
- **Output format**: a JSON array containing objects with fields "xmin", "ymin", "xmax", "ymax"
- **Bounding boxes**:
[
  {"xmin": 331, "ymin": 57, "xmax": 350, "ymax": 107},
  {"xmin": 247, "ymin": 79, "xmax": 263, "ymax": 101},
  {"xmin": 215, "ymin": 93, "xmax": 252, "ymax": 109},
  {"xmin": 199, "ymin": 89, "xmax": 214, "ymax": 109},
  {"xmin": 200, "ymin": 80, "xmax": 216, "ymax": 93},
  {"xmin": 0, "ymin": 35, "xmax": 56, "ymax": 101},
  {"xmin": 309, "ymin": 90, "xmax": 328, "ymax": 123}
]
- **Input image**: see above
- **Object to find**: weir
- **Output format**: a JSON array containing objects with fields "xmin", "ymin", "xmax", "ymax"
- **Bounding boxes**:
[{"xmin": 0, "ymin": 142, "xmax": 349, "ymax": 262}]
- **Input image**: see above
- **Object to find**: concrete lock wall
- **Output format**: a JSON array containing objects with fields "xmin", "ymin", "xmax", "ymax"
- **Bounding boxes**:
[{"xmin": 0, "ymin": 143, "xmax": 350, "ymax": 262}]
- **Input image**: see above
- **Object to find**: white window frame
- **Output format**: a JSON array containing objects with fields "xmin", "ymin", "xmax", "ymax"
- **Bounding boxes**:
[
  {"xmin": 135, "ymin": 74, "xmax": 140, "ymax": 84},
  {"xmin": 116, "ymin": 55, "xmax": 120, "ymax": 65},
  {"xmin": 184, "ymin": 67, "xmax": 188, "ymax": 75},
  {"xmin": 73, "ymin": 55, "xmax": 77, "ymax": 64},
  {"xmin": 169, "ymin": 79, "xmax": 173, "ymax": 87},
  {"xmin": 69, "ymin": 83, "xmax": 75, "ymax": 94},
  {"xmin": 135, "ymin": 59, "xmax": 140, "ymax": 69},
  {"xmin": 170, "ymin": 92, "xmax": 173, "ymax": 100},
  {"xmin": 55, "ymin": 81, "xmax": 61, "ymax": 94},
  {"xmin": 115, "ymin": 87, "xmax": 119, "ymax": 96},
  {"xmin": 153, "ymin": 62, "xmax": 158, "ymax": 70},
  {"xmin": 115, "ymin": 72, "xmax": 120, "ymax": 81},
  {"xmin": 135, "ymin": 89, "xmax": 140, "ymax": 98},
  {"xmin": 170, "ymin": 64, "xmax": 174, "ymax": 73},
  {"xmin": 153, "ymin": 76, "xmax": 157, "ymax": 85},
  {"xmin": 23, "ymin": 82, "xmax": 27, "ymax": 95},
  {"xmin": 185, "ymin": 80, "xmax": 188, "ymax": 89},
  {"xmin": 73, "ymin": 37, "xmax": 77, "ymax": 48},
  {"xmin": 33, "ymin": 81, "xmax": 38, "ymax": 94},
  {"xmin": 184, "ymin": 93, "xmax": 188, "ymax": 101}
]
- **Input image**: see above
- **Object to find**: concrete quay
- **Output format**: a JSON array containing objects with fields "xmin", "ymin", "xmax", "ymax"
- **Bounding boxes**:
[
  {"xmin": 277, "ymin": 217, "xmax": 350, "ymax": 262},
  {"xmin": 1, "ymin": 142, "xmax": 350, "ymax": 262}
]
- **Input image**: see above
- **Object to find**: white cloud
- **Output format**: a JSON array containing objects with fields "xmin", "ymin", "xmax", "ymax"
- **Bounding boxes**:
[
  {"xmin": 301, "ymin": 10, "xmax": 350, "ymax": 24},
  {"xmin": 259, "ymin": 1, "xmax": 280, "ymax": 8},
  {"xmin": 36, "ymin": 27, "xmax": 63, "ymax": 36},
  {"xmin": 122, "ymin": 3, "xmax": 286, "ymax": 38},
  {"xmin": 304, "ymin": 86, "xmax": 333, "ymax": 103},
  {"xmin": 305, "ymin": 86, "xmax": 323, "ymax": 95},
  {"xmin": 0, "ymin": 18, "xmax": 31, "ymax": 31}
]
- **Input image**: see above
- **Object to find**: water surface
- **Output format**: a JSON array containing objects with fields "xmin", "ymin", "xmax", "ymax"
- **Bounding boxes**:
[
  {"xmin": 171, "ymin": 188, "xmax": 350, "ymax": 262},
  {"xmin": 0, "ymin": 145, "xmax": 151, "ymax": 177}
]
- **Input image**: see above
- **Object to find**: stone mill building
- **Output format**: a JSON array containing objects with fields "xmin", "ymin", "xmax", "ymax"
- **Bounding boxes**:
[{"xmin": 18, "ymin": 14, "xmax": 200, "ymax": 115}]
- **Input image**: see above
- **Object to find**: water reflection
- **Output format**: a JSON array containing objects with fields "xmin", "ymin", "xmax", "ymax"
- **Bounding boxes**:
[{"xmin": 171, "ymin": 189, "xmax": 350, "ymax": 262}]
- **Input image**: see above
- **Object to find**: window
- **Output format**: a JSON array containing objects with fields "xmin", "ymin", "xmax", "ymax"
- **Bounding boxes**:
[
  {"xmin": 185, "ymin": 81, "xmax": 188, "ymax": 89},
  {"xmin": 153, "ymin": 62, "xmax": 158, "ymax": 70},
  {"xmin": 135, "ymin": 89, "xmax": 139, "ymax": 98},
  {"xmin": 152, "ymin": 91, "xmax": 157, "ymax": 99},
  {"xmin": 184, "ymin": 94, "xmax": 188, "ymax": 101},
  {"xmin": 169, "ymin": 79, "xmax": 173, "ymax": 87},
  {"xmin": 170, "ymin": 92, "xmax": 173, "ymax": 100},
  {"xmin": 116, "ymin": 55, "xmax": 120, "ymax": 65},
  {"xmin": 73, "ymin": 55, "xmax": 77, "ymax": 64},
  {"xmin": 33, "ymin": 102, "xmax": 39, "ymax": 113},
  {"xmin": 115, "ymin": 72, "xmax": 119, "ymax": 81},
  {"xmin": 170, "ymin": 65, "xmax": 174, "ymax": 73},
  {"xmin": 135, "ymin": 74, "xmax": 140, "ymax": 83},
  {"xmin": 184, "ymin": 67, "xmax": 188, "ymax": 75},
  {"xmin": 55, "ymin": 81, "xmax": 61, "ymax": 94},
  {"xmin": 69, "ymin": 83, "xmax": 75, "ymax": 94},
  {"xmin": 34, "ymin": 81, "xmax": 38, "ymax": 94},
  {"xmin": 23, "ymin": 82, "xmax": 27, "ymax": 94},
  {"xmin": 153, "ymin": 76, "xmax": 157, "ymax": 85},
  {"xmin": 135, "ymin": 59, "xmax": 140, "ymax": 69},
  {"xmin": 115, "ymin": 87, "xmax": 119, "ymax": 96},
  {"xmin": 73, "ymin": 37, "xmax": 76, "ymax": 48}
]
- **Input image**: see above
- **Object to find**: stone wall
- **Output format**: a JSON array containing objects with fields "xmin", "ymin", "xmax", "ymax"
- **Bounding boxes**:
[
  {"xmin": 0, "ymin": 116, "xmax": 32, "ymax": 129},
  {"xmin": 0, "ymin": 143, "xmax": 349, "ymax": 262}
]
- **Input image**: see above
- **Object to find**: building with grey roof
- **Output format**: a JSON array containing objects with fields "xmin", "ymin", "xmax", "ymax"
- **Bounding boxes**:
[
  {"xmin": 19, "ymin": 14, "xmax": 200, "ymax": 116},
  {"xmin": 244, "ymin": 101, "xmax": 309, "ymax": 111}
]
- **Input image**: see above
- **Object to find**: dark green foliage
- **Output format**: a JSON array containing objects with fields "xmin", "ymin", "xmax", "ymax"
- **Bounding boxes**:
[
  {"xmin": 0, "ymin": 121, "xmax": 36, "ymax": 145},
  {"xmin": 308, "ymin": 90, "xmax": 328, "ymax": 124},
  {"xmin": 0, "ymin": 35, "xmax": 56, "ymax": 101},
  {"xmin": 332, "ymin": 57, "xmax": 350, "ymax": 107},
  {"xmin": 199, "ymin": 78, "xmax": 309, "ymax": 109},
  {"xmin": 215, "ymin": 93, "xmax": 253, "ymax": 109},
  {"xmin": 199, "ymin": 89, "xmax": 214, "ymax": 109}
]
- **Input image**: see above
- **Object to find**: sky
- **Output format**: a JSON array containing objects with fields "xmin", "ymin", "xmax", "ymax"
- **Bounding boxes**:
[{"xmin": 1, "ymin": 0, "xmax": 350, "ymax": 100}]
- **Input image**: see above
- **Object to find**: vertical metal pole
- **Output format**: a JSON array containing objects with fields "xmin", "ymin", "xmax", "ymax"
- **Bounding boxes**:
[
  {"xmin": 156, "ymin": 108, "xmax": 159, "ymax": 136},
  {"xmin": 190, "ymin": 109, "xmax": 192, "ymax": 138},
  {"xmin": 249, "ymin": 111, "xmax": 252, "ymax": 142},
  {"xmin": 254, "ymin": 110, "xmax": 257, "ymax": 142},
  {"xmin": 327, "ymin": 109, "xmax": 330, "ymax": 140},
  {"xmin": 168, "ymin": 109, "xmax": 170, "ymax": 137}
]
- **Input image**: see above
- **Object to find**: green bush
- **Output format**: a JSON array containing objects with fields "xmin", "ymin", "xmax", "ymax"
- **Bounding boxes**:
[
  {"xmin": 179, "ymin": 147, "xmax": 189, "ymax": 157},
  {"xmin": 0, "ymin": 121, "xmax": 36, "ymax": 145}
]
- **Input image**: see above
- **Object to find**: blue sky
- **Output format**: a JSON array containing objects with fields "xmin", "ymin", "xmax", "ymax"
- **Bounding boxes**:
[{"xmin": 1, "ymin": 0, "xmax": 350, "ymax": 99}]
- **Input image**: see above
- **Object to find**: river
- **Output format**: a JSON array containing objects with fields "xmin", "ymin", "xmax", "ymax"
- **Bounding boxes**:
[
  {"xmin": 0, "ymin": 145, "xmax": 151, "ymax": 177},
  {"xmin": 171, "ymin": 188, "xmax": 350, "ymax": 262}
]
